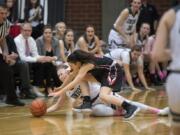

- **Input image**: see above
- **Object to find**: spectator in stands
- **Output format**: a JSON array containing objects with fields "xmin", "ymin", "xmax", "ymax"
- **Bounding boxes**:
[
  {"xmin": 25, "ymin": 0, "xmax": 44, "ymax": 39},
  {"xmin": 36, "ymin": 25, "xmax": 61, "ymax": 94},
  {"xmin": 54, "ymin": 21, "xmax": 66, "ymax": 40},
  {"xmin": 14, "ymin": 23, "xmax": 51, "ymax": 97},
  {"xmin": 132, "ymin": 22, "xmax": 150, "ymax": 49},
  {"xmin": 136, "ymin": 0, "xmax": 159, "ymax": 35},
  {"xmin": 5, "ymin": 0, "xmax": 18, "ymax": 23},
  {"xmin": 59, "ymin": 29, "xmax": 75, "ymax": 62},
  {"xmin": 5, "ymin": 0, "xmax": 21, "ymax": 38},
  {"xmin": 76, "ymin": 25, "xmax": 103, "ymax": 55},
  {"xmin": 6, "ymin": 27, "xmax": 36, "ymax": 99}
]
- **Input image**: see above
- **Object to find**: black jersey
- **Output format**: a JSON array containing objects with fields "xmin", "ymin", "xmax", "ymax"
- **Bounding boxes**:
[{"xmin": 89, "ymin": 56, "xmax": 123, "ymax": 92}]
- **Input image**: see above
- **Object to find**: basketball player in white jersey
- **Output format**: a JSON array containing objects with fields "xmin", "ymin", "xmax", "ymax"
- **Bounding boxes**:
[
  {"xmin": 105, "ymin": 46, "xmax": 154, "ymax": 91},
  {"xmin": 47, "ymin": 65, "xmax": 168, "ymax": 117},
  {"xmin": 152, "ymin": 5, "xmax": 180, "ymax": 135},
  {"xmin": 108, "ymin": 0, "xmax": 141, "ymax": 50}
]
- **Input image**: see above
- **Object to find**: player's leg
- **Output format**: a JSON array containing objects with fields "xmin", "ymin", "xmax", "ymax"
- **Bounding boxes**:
[
  {"xmin": 113, "ymin": 92, "xmax": 169, "ymax": 115},
  {"xmin": 92, "ymin": 104, "xmax": 114, "ymax": 116},
  {"xmin": 99, "ymin": 86, "xmax": 140, "ymax": 120},
  {"xmin": 166, "ymin": 73, "xmax": 180, "ymax": 135}
]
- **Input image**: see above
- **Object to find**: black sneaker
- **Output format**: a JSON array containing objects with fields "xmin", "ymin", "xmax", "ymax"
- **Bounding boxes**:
[
  {"xmin": 73, "ymin": 101, "xmax": 92, "ymax": 113},
  {"xmin": 5, "ymin": 99, "xmax": 25, "ymax": 106},
  {"xmin": 124, "ymin": 105, "xmax": 140, "ymax": 120}
]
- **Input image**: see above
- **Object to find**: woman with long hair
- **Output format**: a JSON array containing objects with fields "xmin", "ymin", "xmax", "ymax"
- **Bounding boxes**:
[
  {"xmin": 76, "ymin": 25, "xmax": 103, "ymax": 55},
  {"xmin": 35, "ymin": 25, "xmax": 61, "ymax": 95},
  {"xmin": 25, "ymin": 0, "xmax": 44, "ymax": 39},
  {"xmin": 59, "ymin": 29, "xmax": 75, "ymax": 62}
]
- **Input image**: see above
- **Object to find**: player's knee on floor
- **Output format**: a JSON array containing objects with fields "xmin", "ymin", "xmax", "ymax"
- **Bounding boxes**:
[{"xmin": 92, "ymin": 104, "xmax": 114, "ymax": 116}]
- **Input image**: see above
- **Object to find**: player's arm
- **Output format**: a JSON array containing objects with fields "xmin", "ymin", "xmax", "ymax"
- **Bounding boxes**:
[
  {"xmin": 152, "ymin": 9, "xmax": 175, "ymax": 62},
  {"xmin": 56, "ymin": 69, "xmax": 79, "ymax": 91},
  {"xmin": 114, "ymin": 8, "xmax": 129, "ymax": 43},
  {"xmin": 50, "ymin": 64, "xmax": 94, "ymax": 97},
  {"xmin": 46, "ymin": 92, "xmax": 67, "ymax": 113},
  {"xmin": 123, "ymin": 64, "xmax": 135, "ymax": 89},
  {"xmin": 59, "ymin": 40, "xmax": 67, "ymax": 62},
  {"xmin": 89, "ymin": 36, "xmax": 100, "ymax": 54},
  {"xmin": 78, "ymin": 37, "xmax": 89, "ymax": 52}
]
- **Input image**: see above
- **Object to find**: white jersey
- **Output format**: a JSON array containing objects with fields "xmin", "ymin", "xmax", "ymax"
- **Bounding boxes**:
[
  {"xmin": 105, "ymin": 48, "xmax": 130, "ymax": 61},
  {"xmin": 123, "ymin": 8, "xmax": 139, "ymax": 34},
  {"xmin": 105, "ymin": 48, "xmax": 143, "ymax": 66},
  {"xmin": 66, "ymin": 82, "xmax": 102, "ymax": 105},
  {"xmin": 108, "ymin": 8, "xmax": 139, "ymax": 50},
  {"xmin": 169, "ymin": 6, "xmax": 180, "ymax": 71},
  {"xmin": 105, "ymin": 48, "xmax": 143, "ymax": 74}
]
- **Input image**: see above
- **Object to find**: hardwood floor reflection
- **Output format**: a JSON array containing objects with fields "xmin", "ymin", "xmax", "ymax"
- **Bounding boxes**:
[{"xmin": 0, "ymin": 89, "xmax": 170, "ymax": 135}]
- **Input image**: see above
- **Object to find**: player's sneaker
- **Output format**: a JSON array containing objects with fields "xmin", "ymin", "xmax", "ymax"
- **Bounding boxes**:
[
  {"xmin": 73, "ymin": 101, "xmax": 92, "ymax": 113},
  {"xmin": 124, "ymin": 105, "xmax": 140, "ymax": 120}
]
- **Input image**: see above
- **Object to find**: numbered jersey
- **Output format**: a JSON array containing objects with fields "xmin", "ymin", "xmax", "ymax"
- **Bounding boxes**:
[{"xmin": 123, "ymin": 8, "xmax": 139, "ymax": 34}]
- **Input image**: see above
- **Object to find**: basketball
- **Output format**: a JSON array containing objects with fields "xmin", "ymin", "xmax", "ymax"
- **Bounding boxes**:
[{"xmin": 30, "ymin": 99, "xmax": 47, "ymax": 117}]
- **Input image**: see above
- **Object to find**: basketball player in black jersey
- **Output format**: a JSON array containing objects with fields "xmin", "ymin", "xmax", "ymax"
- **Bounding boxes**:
[{"xmin": 49, "ymin": 50, "xmax": 140, "ymax": 120}]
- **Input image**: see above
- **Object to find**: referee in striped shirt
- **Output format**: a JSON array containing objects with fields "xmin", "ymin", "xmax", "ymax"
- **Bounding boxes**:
[
  {"xmin": 0, "ymin": 4, "xmax": 25, "ymax": 106},
  {"xmin": 0, "ymin": 4, "xmax": 10, "ymax": 43}
]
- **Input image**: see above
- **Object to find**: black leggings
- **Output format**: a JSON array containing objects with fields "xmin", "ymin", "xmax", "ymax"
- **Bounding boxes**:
[{"xmin": 32, "ymin": 62, "xmax": 61, "ymax": 88}]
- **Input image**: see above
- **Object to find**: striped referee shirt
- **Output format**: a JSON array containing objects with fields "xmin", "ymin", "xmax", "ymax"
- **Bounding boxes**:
[{"xmin": 0, "ymin": 19, "xmax": 10, "ymax": 38}]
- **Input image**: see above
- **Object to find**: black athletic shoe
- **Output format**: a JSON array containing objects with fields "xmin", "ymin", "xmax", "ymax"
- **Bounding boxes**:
[
  {"xmin": 73, "ymin": 101, "xmax": 92, "ymax": 113},
  {"xmin": 5, "ymin": 99, "xmax": 25, "ymax": 106},
  {"xmin": 124, "ymin": 105, "xmax": 140, "ymax": 120}
]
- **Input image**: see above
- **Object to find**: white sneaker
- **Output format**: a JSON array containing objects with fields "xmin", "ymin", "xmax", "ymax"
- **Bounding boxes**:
[
  {"xmin": 158, "ymin": 107, "xmax": 169, "ymax": 116},
  {"xmin": 31, "ymin": 86, "xmax": 45, "ymax": 97}
]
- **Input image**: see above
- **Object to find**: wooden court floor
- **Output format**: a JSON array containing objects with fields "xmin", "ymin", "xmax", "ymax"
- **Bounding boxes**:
[{"xmin": 0, "ymin": 88, "xmax": 170, "ymax": 135}]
